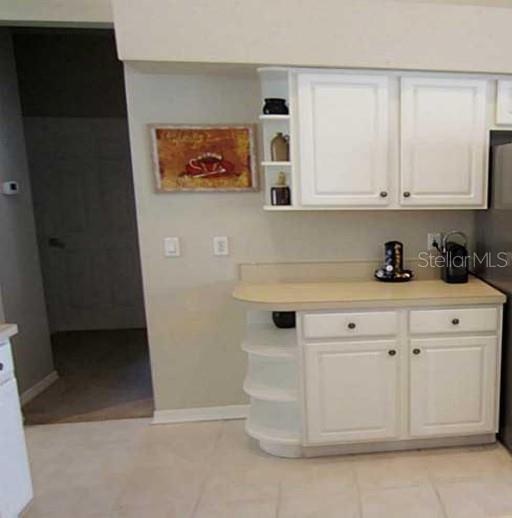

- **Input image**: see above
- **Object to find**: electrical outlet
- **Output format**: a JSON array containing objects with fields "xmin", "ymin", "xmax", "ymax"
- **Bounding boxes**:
[
  {"xmin": 427, "ymin": 232, "xmax": 442, "ymax": 251},
  {"xmin": 213, "ymin": 236, "xmax": 229, "ymax": 256}
]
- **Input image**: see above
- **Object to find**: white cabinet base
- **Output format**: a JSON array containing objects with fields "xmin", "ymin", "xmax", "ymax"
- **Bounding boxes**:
[
  {"xmin": 240, "ymin": 304, "xmax": 502, "ymax": 458},
  {"xmin": 266, "ymin": 432, "xmax": 495, "ymax": 459}
]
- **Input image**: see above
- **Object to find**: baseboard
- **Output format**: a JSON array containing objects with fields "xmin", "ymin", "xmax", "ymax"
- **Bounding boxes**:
[
  {"xmin": 20, "ymin": 370, "xmax": 59, "ymax": 405},
  {"xmin": 152, "ymin": 404, "xmax": 249, "ymax": 425}
]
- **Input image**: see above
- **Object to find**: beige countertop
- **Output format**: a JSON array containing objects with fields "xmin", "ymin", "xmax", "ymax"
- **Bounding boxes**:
[
  {"xmin": 233, "ymin": 276, "xmax": 506, "ymax": 310},
  {"xmin": 0, "ymin": 324, "xmax": 18, "ymax": 342}
]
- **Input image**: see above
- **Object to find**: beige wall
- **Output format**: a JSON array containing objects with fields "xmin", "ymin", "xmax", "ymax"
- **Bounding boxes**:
[
  {"xmin": 124, "ymin": 64, "xmax": 476, "ymax": 411},
  {"xmin": 0, "ymin": 30, "xmax": 54, "ymax": 393},
  {"xmin": 0, "ymin": 0, "xmax": 112, "ymax": 25},
  {"xmin": 114, "ymin": 0, "xmax": 512, "ymax": 73}
]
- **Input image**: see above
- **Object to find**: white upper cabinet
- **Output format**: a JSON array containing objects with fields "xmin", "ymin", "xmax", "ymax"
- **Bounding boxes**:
[
  {"xmin": 260, "ymin": 68, "xmax": 494, "ymax": 210},
  {"xmin": 297, "ymin": 73, "xmax": 390, "ymax": 206},
  {"xmin": 400, "ymin": 77, "xmax": 488, "ymax": 208}
]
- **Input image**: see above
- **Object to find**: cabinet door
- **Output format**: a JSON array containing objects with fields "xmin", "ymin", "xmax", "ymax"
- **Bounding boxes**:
[
  {"xmin": 400, "ymin": 77, "xmax": 488, "ymax": 207},
  {"xmin": 297, "ymin": 73, "xmax": 390, "ymax": 206},
  {"xmin": 410, "ymin": 336, "xmax": 497, "ymax": 437},
  {"xmin": 304, "ymin": 340, "xmax": 400, "ymax": 444},
  {"xmin": 0, "ymin": 379, "xmax": 33, "ymax": 516}
]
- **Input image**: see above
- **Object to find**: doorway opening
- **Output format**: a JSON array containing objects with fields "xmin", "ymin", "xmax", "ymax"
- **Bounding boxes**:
[{"xmin": 11, "ymin": 28, "xmax": 153, "ymax": 424}]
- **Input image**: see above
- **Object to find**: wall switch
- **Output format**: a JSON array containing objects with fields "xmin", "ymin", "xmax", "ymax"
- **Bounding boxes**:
[
  {"xmin": 213, "ymin": 236, "xmax": 229, "ymax": 256},
  {"xmin": 427, "ymin": 232, "xmax": 442, "ymax": 251},
  {"xmin": 164, "ymin": 237, "xmax": 180, "ymax": 257}
]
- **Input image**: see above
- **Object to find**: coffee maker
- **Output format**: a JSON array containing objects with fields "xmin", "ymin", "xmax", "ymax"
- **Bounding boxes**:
[
  {"xmin": 375, "ymin": 241, "xmax": 414, "ymax": 282},
  {"xmin": 439, "ymin": 231, "xmax": 469, "ymax": 284}
]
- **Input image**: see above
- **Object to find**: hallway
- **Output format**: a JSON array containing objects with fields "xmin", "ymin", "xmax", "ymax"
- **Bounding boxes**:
[{"xmin": 23, "ymin": 329, "xmax": 153, "ymax": 425}]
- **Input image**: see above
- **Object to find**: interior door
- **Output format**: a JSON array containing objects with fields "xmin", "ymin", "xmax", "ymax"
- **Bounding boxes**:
[
  {"xmin": 25, "ymin": 118, "xmax": 146, "ymax": 331},
  {"xmin": 304, "ymin": 340, "xmax": 400, "ymax": 444},
  {"xmin": 297, "ymin": 73, "xmax": 390, "ymax": 206},
  {"xmin": 400, "ymin": 76, "xmax": 488, "ymax": 207},
  {"xmin": 0, "ymin": 378, "xmax": 33, "ymax": 517},
  {"xmin": 409, "ymin": 336, "xmax": 497, "ymax": 437}
]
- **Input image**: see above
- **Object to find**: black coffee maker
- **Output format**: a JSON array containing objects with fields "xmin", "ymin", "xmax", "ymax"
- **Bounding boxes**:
[
  {"xmin": 375, "ymin": 241, "xmax": 414, "ymax": 282},
  {"xmin": 440, "ymin": 231, "xmax": 469, "ymax": 284}
]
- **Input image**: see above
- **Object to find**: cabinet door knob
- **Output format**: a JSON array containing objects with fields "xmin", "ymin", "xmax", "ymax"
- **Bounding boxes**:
[
  {"xmin": 380, "ymin": 191, "xmax": 388, "ymax": 198},
  {"xmin": 452, "ymin": 318, "xmax": 460, "ymax": 325},
  {"xmin": 403, "ymin": 191, "xmax": 411, "ymax": 198},
  {"xmin": 0, "ymin": 362, "xmax": 3, "ymax": 371},
  {"xmin": 413, "ymin": 348, "xmax": 421, "ymax": 355},
  {"xmin": 388, "ymin": 349, "xmax": 397, "ymax": 356},
  {"xmin": 347, "ymin": 322, "xmax": 356, "ymax": 329}
]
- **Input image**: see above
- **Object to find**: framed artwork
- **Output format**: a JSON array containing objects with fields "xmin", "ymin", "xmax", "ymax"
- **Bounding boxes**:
[{"xmin": 149, "ymin": 124, "xmax": 258, "ymax": 192}]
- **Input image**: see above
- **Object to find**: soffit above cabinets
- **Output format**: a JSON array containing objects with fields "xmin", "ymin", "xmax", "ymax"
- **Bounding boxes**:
[{"xmin": 112, "ymin": 0, "xmax": 512, "ymax": 74}]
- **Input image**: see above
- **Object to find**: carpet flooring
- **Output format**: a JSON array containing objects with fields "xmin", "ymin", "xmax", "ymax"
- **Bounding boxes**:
[{"xmin": 22, "ymin": 328, "xmax": 153, "ymax": 425}]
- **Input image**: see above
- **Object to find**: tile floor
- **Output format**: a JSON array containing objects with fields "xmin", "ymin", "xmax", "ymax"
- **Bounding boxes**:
[{"xmin": 23, "ymin": 418, "xmax": 512, "ymax": 518}]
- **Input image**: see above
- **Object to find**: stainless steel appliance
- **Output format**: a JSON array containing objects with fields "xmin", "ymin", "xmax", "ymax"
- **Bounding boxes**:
[{"xmin": 475, "ymin": 141, "xmax": 512, "ymax": 450}]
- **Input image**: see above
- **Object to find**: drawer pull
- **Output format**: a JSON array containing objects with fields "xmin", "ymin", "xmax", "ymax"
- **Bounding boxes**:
[
  {"xmin": 413, "ymin": 348, "xmax": 421, "ymax": 355},
  {"xmin": 452, "ymin": 318, "xmax": 460, "ymax": 325},
  {"xmin": 388, "ymin": 349, "xmax": 397, "ymax": 356},
  {"xmin": 0, "ymin": 362, "xmax": 3, "ymax": 371},
  {"xmin": 380, "ymin": 191, "xmax": 388, "ymax": 198},
  {"xmin": 347, "ymin": 322, "xmax": 356, "ymax": 330}
]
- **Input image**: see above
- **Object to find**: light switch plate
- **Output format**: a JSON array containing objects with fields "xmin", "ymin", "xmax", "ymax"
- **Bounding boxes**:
[
  {"xmin": 213, "ymin": 236, "xmax": 229, "ymax": 256},
  {"xmin": 164, "ymin": 237, "xmax": 180, "ymax": 257}
]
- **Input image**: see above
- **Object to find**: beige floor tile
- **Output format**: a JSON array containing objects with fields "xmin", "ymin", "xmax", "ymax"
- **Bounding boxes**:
[
  {"xmin": 211, "ymin": 420, "xmax": 284, "ymax": 470},
  {"xmin": 199, "ymin": 465, "xmax": 280, "ymax": 506},
  {"xmin": 436, "ymin": 477, "xmax": 512, "ymax": 518},
  {"xmin": 425, "ymin": 444, "xmax": 512, "ymax": 482},
  {"xmin": 280, "ymin": 457, "xmax": 356, "ymax": 498},
  {"xmin": 278, "ymin": 486, "xmax": 360, "ymax": 518},
  {"xmin": 135, "ymin": 420, "xmax": 223, "ymax": 466},
  {"xmin": 30, "ymin": 439, "xmax": 135, "ymax": 496},
  {"xmin": 354, "ymin": 452, "xmax": 430, "ymax": 490},
  {"xmin": 194, "ymin": 499, "xmax": 278, "ymax": 518},
  {"xmin": 112, "ymin": 497, "xmax": 197, "ymax": 518},
  {"xmin": 360, "ymin": 485, "xmax": 444, "ymax": 518},
  {"xmin": 117, "ymin": 461, "xmax": 206, "ymax": 508}
]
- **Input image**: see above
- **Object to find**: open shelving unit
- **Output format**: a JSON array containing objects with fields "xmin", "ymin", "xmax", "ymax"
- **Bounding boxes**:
[
  {"xmin": 242, "ymin": 314, "xmax": 302, "ymax": 457},
  {"xmin": 258, "ymin": 68, "xmax": 295, "ymax": 210}
]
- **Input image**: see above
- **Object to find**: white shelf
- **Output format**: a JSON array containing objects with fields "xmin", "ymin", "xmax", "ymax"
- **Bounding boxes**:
[
  {"xmin": 245, "ymin": 420, "xmax": 300, "ymax": 445},
  {"xmin": 243, "ymin": 379, "xmax": 297, "ymax": 402},
  {"xmin": 261, "ymin": 161, "xmax": 291, "ymax": 167},
  {"xmin": 263, "ymin": 205, "xmax": 295, "ymax": 211},
  {"xmin": 259, "ymin": 114, "xmax": 290, "ymax": 121},
  {"xmin": 243, "ymin": 342, "xmax": 295, "ymax": 358},
  {"xmin": 243, "ymin": 323, "xmax": 296, "ymax": 354}
]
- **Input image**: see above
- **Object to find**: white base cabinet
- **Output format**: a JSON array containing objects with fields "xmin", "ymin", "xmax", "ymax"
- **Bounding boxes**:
[
  {"xmin": 0, "ymin": 341, "xmax": 33, "ymax": 517},
  {"xmin": 409, "ymin": 336, "xmax": 498, "ymax": 438},
  {"xmin": 241, "ymin": 304, "xmax": 503, "ymax": 457},
  {"xmin": 304, "ymin": 340, "xmax": 400, "ymax": 444}
]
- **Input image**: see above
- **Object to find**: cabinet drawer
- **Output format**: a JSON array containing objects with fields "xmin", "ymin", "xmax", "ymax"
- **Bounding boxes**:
[
  {"xmin": 409, "ymin": 307, "xmax": 498, "ymax": 335},
  {"xmin": 303, "ymin": 311, "xmax": 399, "ymax": 339},
  {"xmin": 0, "ymin": 341, "xmax": 14, "ymax": 384}
]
